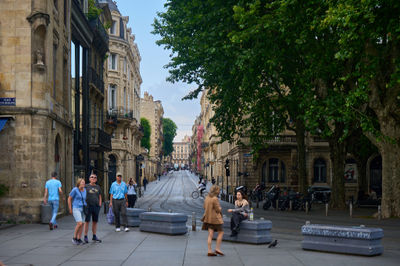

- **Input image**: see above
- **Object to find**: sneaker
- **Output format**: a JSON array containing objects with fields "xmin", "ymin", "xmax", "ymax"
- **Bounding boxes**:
[
  {"xmin": 77, "ymin": 239, "xmax": 84, "ymax": 245},
  {"xmin": 92, "ymin": 236, "xmax": 102, "ymax": 243},
  {"xmin": 124, "ymin": 227, "xmax": 130, "ymax": 232},
  {"xmin": 72, "ymin": 238, "xmax": 79, "ymax": 245},
  {"xmin": 53, "ymin": 225, "xmax": 58, "ymax": 229},
  {"xmin": 49, "ymin": 222, "xmax": 53, "ymax": 230},
  {"xmin": 115, "ymin": 228, "xmax": 121, "ymax": 232},
  {"xmin": 84, "ymin": 236, "xmax": 89, "ymax": 244}
]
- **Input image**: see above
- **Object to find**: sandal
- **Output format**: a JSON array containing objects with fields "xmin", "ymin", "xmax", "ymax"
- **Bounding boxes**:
[
  {"xmin": 207, "ymin": 252, "xmax": 217, "ymax": 256},
  {"xmin": 215, "ymin": 250, "xmax": 224, "ymax": 256}
]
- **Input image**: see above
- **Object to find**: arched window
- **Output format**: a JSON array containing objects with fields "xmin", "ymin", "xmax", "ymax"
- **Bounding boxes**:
[
  {"xmin": 264, "ymin": 158, "xmax": 286, "ymax": 183},
  {"xmin": 314, "ymin": 158, "xmax": 327, "ymax": 183}
]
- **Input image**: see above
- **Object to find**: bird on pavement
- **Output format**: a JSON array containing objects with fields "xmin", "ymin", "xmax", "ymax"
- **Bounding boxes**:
[{"xmin": 268, "ymin": 239, "xmax": 278, "ymax": 248}]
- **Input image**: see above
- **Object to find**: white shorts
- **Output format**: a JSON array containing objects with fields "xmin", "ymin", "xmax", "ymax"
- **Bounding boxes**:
[{"xmin": 72, "ymin": 208, "xmax": 84, "ymax": 222}]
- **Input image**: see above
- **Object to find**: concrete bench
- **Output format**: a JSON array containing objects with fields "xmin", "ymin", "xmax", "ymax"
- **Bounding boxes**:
[
  {"xmin": 301, "ymin": 224, "xmax": 384, "ymax": 256},
  {"xmin": 213, "ymin": 218, "xmax": 272, "ymax": 244},
  {"xmin": 126, "ymin": 208, "xmax": 145, "ymax": 227},
  {"xmin": 139, "ymin": 212, "xmax": 188, "ymax": 235}
]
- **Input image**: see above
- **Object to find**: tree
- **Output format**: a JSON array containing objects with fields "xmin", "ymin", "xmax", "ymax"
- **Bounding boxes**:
[
  {"xmin": 163, "ymin": 118, "xmax": 178, "ymax": 156},
  {"xmin": 323, "ymin": 0, "xmax": 400, "ymax": 217},
  {"xmin": 140, "ymin": 118, "xmax": 151, "ymax": 151}
]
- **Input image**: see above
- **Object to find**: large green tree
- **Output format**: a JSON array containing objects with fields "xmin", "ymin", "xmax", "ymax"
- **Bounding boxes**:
[
  {"xmin": 323, "ymin": 0, "xmax": 400, "ymax": 217},
  {"xmin": 140, "ymin": 118, "xmax": 151, "ymax": 151},
  {"xmin": 163, "ymin": 118, "xmax": 178, "ymax": 156}
]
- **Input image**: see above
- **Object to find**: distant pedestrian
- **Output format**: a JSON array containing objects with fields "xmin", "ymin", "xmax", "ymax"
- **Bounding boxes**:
[
  {"xmin": 143, "ymin": 177, "xmax": 148, "ymax": 191},
  {"xmin": 211, "ymin": 177, "xmax": 216, "ymax": 185},
  {"xmin": 109, "ymin": 173, "xmax": 129, "ymax": 232},
  {"xmin": 68, "ymin": 178, "xmax": 87, "ymax": 245},
  {"xmin": 158, "ymin": 174, "xmax": 161, "ymax": 181},
  {"xmin": 227, "ymin": 190, "xmax": 249, "ymax": 237},
  {"xmin": 83, "ymin": 174, "xmax": 102, "ymax": 243},
  {"xmin": 43, "ymin": 171, "xmax": 63, "ymax": 230},
  {"xmin": 201, "ymin": 185, "xmax": 224, "ymax": 256},
  {"xmin": 127, "ymin": 178, "xmax": 137, "ymax": 208}
]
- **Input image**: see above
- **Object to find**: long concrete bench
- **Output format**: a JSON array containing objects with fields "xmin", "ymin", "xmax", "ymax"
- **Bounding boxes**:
[
  {"xmin": 126, "ymin": 208, "xmax": 145, "ymax": 227},
  {"xmin": 301, "ymin": 224, "xmax": 384, "ymax": 256},
  {"xmin": 213, "ymin": 218, "xmax": 272, "ymax": 244},
  {"xmin": 139, "ymin": 212, "xmax": 188, "ymax": 235}
]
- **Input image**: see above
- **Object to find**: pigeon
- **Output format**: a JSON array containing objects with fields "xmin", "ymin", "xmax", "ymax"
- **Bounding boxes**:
[{"xmin": 268, "ymin": 239, "xmax": 278, "ymax": 248}]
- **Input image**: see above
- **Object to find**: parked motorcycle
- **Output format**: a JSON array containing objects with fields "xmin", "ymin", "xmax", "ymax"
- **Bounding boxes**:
[{"xmin": 262, "ymin": 186, "xmax": 281, "ymax": 210}]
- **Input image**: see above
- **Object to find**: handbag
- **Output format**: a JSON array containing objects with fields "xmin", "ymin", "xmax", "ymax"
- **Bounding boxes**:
[
  {"xmin": 107, "ymin": 206, "xmax": 114, "ymax": 224},
  {"xmin": 79, "ymin": 190, "xmax": 89, "ymax": 216}
]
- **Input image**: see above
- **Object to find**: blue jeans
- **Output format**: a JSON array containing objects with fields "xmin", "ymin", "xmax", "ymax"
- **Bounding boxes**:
[{"xmin": 49, "ymin": 200, "xmax": 59, "ymax": 225}]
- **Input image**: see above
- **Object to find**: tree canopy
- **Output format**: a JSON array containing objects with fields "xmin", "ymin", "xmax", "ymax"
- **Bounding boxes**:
[
  {"xmin": 153, "ymin": 0, "xmax": 400, "ymax": 217},
  {"xmin": 163, "ymin": 118, "xmax": 178, "ymax": 156},
  {"xmin": 140, "ymin": 117, "xmax": 151, "ymax": 152}
]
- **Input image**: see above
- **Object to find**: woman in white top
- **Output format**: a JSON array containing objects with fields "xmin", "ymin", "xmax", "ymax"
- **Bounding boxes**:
[{"xmin": 127, "ymin": 178, "xmax": 137, "ymax": 208}]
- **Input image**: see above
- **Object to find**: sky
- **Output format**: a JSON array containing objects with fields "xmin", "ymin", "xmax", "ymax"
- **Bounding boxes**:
[{"xmin": 114, "ymin": 0, "xmax": 200, "ymax": 142}]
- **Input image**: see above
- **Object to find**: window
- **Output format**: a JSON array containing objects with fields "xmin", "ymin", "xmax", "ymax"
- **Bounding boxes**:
[
  {"xmin": 63, "ymin": 0, "xmax": 67, "ymax": 25},
  {"xmin": 109, "ymin": 53, "xmax": 117, "ymax": 70},
  {"xmin": 123, "ymin": 87, "xmax": 127, "ymax": 113},
  {"xmin": 268, "ymin": 158, "xmax": 279, "ymax": 182},
  {"xmin": 314, "ymin": 158, "xmax": 327, "ymax": 183},
  {"xmin": 53, "ymin": 44, "xmax": 58, "ymax": 99},
  {"xmin": 123, "ymin": 58, "xmax": 127, "ymax": 73},
  {"xmin": 110, "ymin": 20, "xmax": 117, "ymax": 35},
  {"xmin": 108, "ymin": 85, "xmax": 116, "ymax": 110}
]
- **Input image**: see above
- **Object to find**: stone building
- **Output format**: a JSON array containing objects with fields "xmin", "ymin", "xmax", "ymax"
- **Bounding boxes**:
[
  {"xmin": 140, "ymin": 92, "xmax": 164, "ymax": 181},
  {"xmin": 103, "ymin": 0, "xmax": 143, "ymax": 196},
  {"xmin": 171, "ymin": 136, "xmax": 191, "ymax": 168},
  {"xmin": 192, "ymin": 89, "xmax": 382, "ymax": 201},
  {"xmin": 0, "ymin": 0, "xmax": 112, "ymax": 222}
]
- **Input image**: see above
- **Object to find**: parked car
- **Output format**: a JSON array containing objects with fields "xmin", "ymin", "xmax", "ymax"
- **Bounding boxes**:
[{"xmin": 308, "ymin": 185, "xmax": 331, "ymax": 203}]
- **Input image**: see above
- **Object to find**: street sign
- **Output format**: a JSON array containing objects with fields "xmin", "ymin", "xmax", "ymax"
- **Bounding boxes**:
[
  {"xmin": 244, "ymin": 153, "xmax": 252, "ymax": 157},
  {"xmin": 0, "ymin": 97, "xmax": 16, "ymax": 106}
]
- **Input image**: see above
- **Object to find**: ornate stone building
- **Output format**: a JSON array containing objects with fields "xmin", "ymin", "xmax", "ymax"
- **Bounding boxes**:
[
  {"xmin": 172, "ymin": 136, "xmax": 191, "ymax": 168},
  {"xmin": 192, "ymin": 89, "xmax": 382, "ymax": 201},
  {"xmin": 0, "ymin": 0, "xmax": 112, "ymax": 222},
  {"xmin": 140, "ymin": 92, "xmax": 164, "ymax": 181},
  {"xmin": 103, "ymin": 0, "xmax": 143, "ymax": 196}
]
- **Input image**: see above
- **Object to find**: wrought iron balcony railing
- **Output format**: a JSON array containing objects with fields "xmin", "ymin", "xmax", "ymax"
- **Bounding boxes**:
[
  {"xmin": 89, "ymin": 67, "xmax": 104, "ymax": 94},
  {"xmin": 90, "ymin": 128, "xmax": 112, "ymax": 151}
]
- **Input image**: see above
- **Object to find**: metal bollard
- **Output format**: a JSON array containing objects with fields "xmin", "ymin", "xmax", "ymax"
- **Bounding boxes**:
[
  {"xmin": 168, "ymin": 209, "xmax": 172, "ymax": 213},
  {"xmin": 349, "ymin": 201, "xmax": 353, "ymax": 218},
  {"xmin": 305, "ymin": 220, "xmax": 310, "ymax": 225},
  {"xmin": 256, "ymin": 198, "xmax": 259, "ymax": 209},
  {"xmin": 378, "ymin": 205, "xmax": 381, "ymax": 220},
  {"xmin": 276, "ymin": 200, "xmax": 279, "ymax": 211},
  {"xmin": 325, "ymin": 203, "xmax": 329, "ymax": 216},
  {"xmin": 305, "ymin": 202, "xmax": 309, "ymax": 214},
  {"xmin": 192, "ymin": 212, "xmax": 196, "ymax": 231},
  {"xmin": 148, "ymin": 207, "xmax": 152, "ymax": 212},
  {"xmin": 289, "ymin": 200, "xmax": 293, "ymax": 211}
]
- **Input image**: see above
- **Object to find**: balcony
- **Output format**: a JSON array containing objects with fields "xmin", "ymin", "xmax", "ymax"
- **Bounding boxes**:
[
  {"xmin": 88, "ymin": 17, "xmax": 109, "ymax": 54},
  {"xmin": 90, "ymin": 128, "xmax": 112, "ymax": 151},
  {"xmin": 267, "ymin": 135, "xmax": 297, "ymax": 144},
  {"xmin": 89, "ymin": 67, "xmax": 104, "ymax": 94}
]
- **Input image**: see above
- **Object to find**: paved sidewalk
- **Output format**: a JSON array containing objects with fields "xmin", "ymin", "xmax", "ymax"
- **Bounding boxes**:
[{"xmin": 0, "ymin": 210, "xmax": 399, "ymax": 266}]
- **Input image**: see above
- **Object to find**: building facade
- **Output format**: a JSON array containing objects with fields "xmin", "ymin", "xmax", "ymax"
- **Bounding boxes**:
[
  {"xmin": 172, "ymin": 136, "xmax": 191, "ymax": 168},
  {"xmin": 192, "ymin": 89, "xmax": 382, "ymax": 201},
  {"xmin": 104, "ymin": 0, "xmax": 143, "ymax": 196},
  {"xmin": 140, "ymin": 92, "xmax": 164, "ymax": 181},
  {"xmin": 0, "ymin": 0, "xmax": 112, "ymax": 221}
]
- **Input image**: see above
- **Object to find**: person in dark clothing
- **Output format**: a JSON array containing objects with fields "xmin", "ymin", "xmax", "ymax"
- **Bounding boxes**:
[
  {"xmin": 83, "ymin": 174, "xmax": 102, "ymax": 243},
  {"xmin": 227, "ymin": 190, "xmax": 250, "ymax": 237},
  {"xmin": 211, "ymin": 177, "xmax": 216, "ymax": 185},
  {"xmin": 127, "ymin": 178, "xmax": 137, "ymax": 208},
  {"xmin": 142, "ymin": 177, "xmax": 148, "ymax": 191}
]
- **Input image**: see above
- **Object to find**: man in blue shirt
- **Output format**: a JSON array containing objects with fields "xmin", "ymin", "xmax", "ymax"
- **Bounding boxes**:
[
  {"xmin": 109, "ymin": 172, "xmax": 129, "ymax": 232},
  {"xmin": 43, "ymin": 172, "xmax": 63, "ymax": 230}
]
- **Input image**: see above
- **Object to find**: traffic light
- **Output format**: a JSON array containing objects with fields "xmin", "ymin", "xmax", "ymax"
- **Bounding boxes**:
[{"xmin": 225, "ymin": 159, "xmax": 230, "ymax": 176}]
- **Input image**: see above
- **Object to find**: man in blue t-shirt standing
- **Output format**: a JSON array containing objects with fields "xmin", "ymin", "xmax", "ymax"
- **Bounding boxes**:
[
  {"xmin": 109, "ymin": 172, "xmax": 129, "ymax": 232},
  {"xmin": 44, "ymin": 172, "xmax": 63, "ymax": 230}
]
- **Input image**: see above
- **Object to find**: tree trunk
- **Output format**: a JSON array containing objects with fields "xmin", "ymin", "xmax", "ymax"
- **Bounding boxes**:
[
  {"xmin": 328, "ymin": 123, "xmax": 346, "ymax": 209},
  {"xmin": 379, "ymin": 143, "xmax": 400, "ymax": 218},
  {"xmin": 295, "ymin": 119, "xmax": 307, "ymax": 194}
]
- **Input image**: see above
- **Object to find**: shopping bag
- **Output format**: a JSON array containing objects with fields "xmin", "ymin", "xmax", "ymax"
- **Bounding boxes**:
[{"xmin": 107, "ymin": 206, "xmax": 114, "ymax": 224}]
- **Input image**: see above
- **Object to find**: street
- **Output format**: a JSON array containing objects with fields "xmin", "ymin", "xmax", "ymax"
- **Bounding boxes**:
[{"xmin": 0, "ymin": 170, "xmax": 399, "ymax": 266}]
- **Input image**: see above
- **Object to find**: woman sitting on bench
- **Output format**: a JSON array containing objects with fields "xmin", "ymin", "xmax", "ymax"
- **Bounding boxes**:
[{"xmin": 228, "ymin": 190, "xmax": 250, "ymax": 237}]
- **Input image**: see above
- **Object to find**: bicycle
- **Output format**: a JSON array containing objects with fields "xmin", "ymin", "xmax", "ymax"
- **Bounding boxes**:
[{"xmin": 191, "ymin": 189, "xmax": 208, "ymax": 199}]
